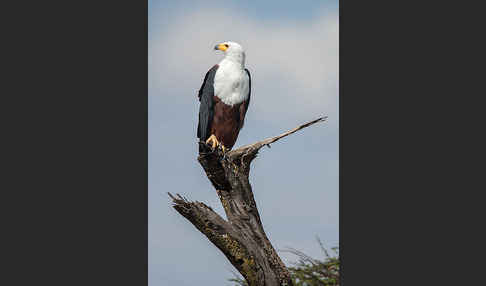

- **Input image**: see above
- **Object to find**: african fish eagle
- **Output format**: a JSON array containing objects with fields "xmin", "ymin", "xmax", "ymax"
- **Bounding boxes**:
[{"xmin": 197, "ymin": 41, "xmax": 251, "ymax": 152}]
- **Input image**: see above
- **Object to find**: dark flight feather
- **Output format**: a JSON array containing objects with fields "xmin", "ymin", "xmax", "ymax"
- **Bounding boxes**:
[{"xmin": 197, "ymin": 65, "xmax": 219, "ymax": 142}]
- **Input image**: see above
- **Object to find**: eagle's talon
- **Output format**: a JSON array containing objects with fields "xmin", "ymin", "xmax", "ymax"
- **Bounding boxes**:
[
  {"xmin": 205, "ymin": 134, "xmax": 219, "ymax": 150},
  {"xmin": 220, "ymin": 144, "xmax": 227, "ymax": 154}
]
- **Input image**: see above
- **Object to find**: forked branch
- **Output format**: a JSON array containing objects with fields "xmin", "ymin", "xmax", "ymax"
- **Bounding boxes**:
[{"xmin": 169, "ymin": 116, "xmax": 327, "ymax": 286}]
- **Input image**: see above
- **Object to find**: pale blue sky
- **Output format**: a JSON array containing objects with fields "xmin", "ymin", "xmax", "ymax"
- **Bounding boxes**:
[{"xmin": 149, "ymin": 1, "xmax": 338, "ymax": 285}]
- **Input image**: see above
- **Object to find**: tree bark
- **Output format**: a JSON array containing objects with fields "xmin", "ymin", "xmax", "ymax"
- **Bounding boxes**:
[{"xmin": 169, "ymin": 117, "xmax": 326, "ymax": 286}]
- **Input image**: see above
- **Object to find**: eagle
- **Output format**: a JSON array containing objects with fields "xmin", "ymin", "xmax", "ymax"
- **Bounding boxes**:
[{"xmin": 197, "ymin": 41, "xmax": 251, "ymax": 153}]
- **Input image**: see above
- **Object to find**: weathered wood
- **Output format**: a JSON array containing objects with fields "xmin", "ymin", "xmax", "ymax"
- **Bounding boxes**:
[{"xmin": 169, "ymin": 117, "xmax": 326, "ymax": 286}]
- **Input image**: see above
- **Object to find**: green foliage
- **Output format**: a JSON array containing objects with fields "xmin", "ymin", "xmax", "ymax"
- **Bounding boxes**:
[{"xmin": 228, "ymin": 237, "xmax": 339, "ymax": 286}]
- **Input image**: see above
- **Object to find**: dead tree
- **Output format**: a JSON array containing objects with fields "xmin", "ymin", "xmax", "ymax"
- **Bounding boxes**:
[{"xmin": 169, "ymin": 117, "xmax": 326, "ymax": 286}]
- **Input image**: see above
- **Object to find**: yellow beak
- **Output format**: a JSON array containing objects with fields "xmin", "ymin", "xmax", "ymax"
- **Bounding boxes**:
[{"xmin": 214, "ymin": 44, "xmax": 228, "ymax": 51}]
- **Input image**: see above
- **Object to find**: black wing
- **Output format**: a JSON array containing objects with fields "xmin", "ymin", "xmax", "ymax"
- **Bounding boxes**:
[
  {"xmin": 197, "ymin": 65, "xmax": 218, "ymax": 142},
  {"xmin": 244, "ymin": 68, "xmax": 251, "ymax": 115}
]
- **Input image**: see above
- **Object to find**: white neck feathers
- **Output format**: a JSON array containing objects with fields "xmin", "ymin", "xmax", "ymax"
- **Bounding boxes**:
[
  {"xmin": 222, "ymin": 51, "xmax": 245, "ymax": 69},
  {"xmin": 213, "ymin": 59, "xmax": 249, "ymax": 106}
]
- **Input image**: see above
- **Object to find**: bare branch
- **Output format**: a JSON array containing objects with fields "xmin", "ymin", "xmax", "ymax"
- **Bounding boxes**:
[{"xmin": 227, "ymin": 116, "xmax": 327, "ymax": 162}]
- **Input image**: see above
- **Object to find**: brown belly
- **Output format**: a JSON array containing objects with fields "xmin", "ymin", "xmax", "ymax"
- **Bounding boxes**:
[{"xmin": 211, "ymin": 98, "xmax": 243, "ymax": 150}]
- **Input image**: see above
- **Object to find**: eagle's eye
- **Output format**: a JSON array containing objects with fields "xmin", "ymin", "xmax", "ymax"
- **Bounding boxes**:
[{"xmin": 224, "ymin": 44, "xmax": 229, "ymax": 48}]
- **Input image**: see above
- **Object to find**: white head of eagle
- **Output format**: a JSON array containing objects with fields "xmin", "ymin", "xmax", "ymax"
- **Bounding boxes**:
[
  {"xmin": 214, "ymin": 41, "xmax": 246, "ymax": 67},
  {"xmin": 197, "ymin": 41, "xmax": 251, "ymax": 152}
]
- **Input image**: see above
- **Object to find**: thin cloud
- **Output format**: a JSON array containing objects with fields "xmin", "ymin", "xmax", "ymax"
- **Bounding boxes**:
[{"xmin": 149, "ymin": 7, "xmax": 338, "ymax": 120}]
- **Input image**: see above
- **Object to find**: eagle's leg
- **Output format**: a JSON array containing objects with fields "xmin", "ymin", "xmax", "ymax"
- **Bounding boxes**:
[{"xmin": 205, "ymin": 134, "xmax": 220, "ymax": 150}]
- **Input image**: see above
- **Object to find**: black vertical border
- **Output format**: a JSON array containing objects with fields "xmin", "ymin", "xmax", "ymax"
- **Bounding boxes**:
[
  {"xmin": 3, "ymin": 1, "xmax": 148, "ymax": 285},
  {"xmin": 339, "ymin": 0, "xmax": 479, "ymax": 285}
]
